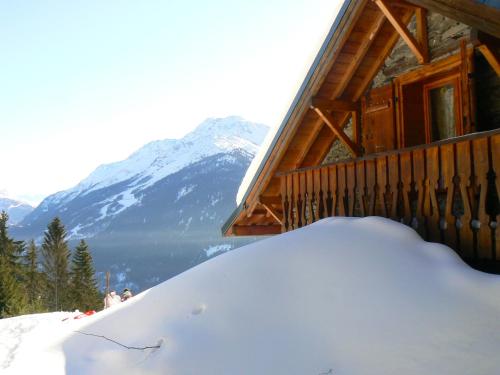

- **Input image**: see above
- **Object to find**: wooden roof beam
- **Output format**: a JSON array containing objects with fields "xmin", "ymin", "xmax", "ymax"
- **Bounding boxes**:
[
  {"xmin": 374, "ymin": 0, "xmax": 428, "ymax": 64},
  {"xmin": 231, "ymin": 225, "xmax": 282, "ymax": 236},
  {"xmin": 310, "ymin": 107, "xmax": 361, "ymax": 157},
  {"xmin": 311, "ymin": 97, "xmax": 360, "ymax": 112},
  {"xmin": 331, "ymin": 12, "xmax": 387, "ymax": 99},
  {"xmin": 406, "ymin": 0, "xmax": 500, "ymax": 39}
]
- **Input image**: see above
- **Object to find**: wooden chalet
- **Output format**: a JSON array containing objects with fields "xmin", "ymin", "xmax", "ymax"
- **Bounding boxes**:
[{"xmin": 223, "ymin": 0, "xmax": 500, "ymax": 271}]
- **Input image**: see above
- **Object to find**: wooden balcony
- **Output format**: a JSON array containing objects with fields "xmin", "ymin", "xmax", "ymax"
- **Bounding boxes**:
[{"xmin": 280, "ymin": 129, "xmax": 500, "ymax": 268}]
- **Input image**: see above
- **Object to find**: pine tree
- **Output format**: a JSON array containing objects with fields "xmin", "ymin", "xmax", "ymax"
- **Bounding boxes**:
[
  {"xmin": 0, "ymin": 211, "xmax": 27, "ymax": 317},
  {"xmin": 41, "ymin": 217, "xmax": 71, "ymax": 311},
  {"xmin": 22, "ymin": 239, "xmax": 46, "ymax": 312},
  {"xmin": 25, "ymin": 240, "xmax": 38, "ymax": 304},
  {"xmin": 69, "ymin": 240, "xmax": 101, "ymax": 311}
]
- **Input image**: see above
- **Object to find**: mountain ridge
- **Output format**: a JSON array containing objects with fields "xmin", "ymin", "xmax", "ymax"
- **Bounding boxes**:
[
  {"xmin": 0, "ymin": 197, "xmax": 34, "ymax": 225},
  {"xmin": 35, "ymin": 116, "xmax": 267, "ymax": 216}
]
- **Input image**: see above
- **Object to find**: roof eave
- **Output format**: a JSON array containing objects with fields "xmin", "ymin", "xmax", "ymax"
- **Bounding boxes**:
[{"xmin": 222, "ymin": 0, "xmax": 355, "ymax": 236}]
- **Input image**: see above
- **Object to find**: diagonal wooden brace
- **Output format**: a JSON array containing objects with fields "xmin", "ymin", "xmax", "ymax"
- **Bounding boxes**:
[
  {"xmin": 310, "ymin": 106, "xmax": 361, "ymax": 157},
  {"xmin": 374, "ymin": 0, "xmax": 428, "ymax": 64}
]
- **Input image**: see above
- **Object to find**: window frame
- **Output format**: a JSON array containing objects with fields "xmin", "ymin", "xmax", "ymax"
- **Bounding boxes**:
[
  {"xmin": 394, "ymin": 51, "xmax": 471, "ymax": 148},
  {"xmin": 422, "ymin": 74, "xmax": 463, "ymax": 143}
]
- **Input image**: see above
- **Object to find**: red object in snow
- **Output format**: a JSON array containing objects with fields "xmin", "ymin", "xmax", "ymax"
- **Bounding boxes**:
[{"xmin": 73, "ymin": 310, "xmax": 97, "ymax": 319}]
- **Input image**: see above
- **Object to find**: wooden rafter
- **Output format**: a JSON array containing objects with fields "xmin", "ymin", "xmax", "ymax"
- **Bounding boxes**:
[
  {"xmin": 311, "ymin": 97, "xmax": 359, "ymax": 112},
  {"xmin": 311, "ymin": 107, "xmax": 361, "ymax": 157},
  {"xmin": 352, "ymin": 10, "xmax": 414, "ymax": 100},
  {"xmin": 245, "ymin": 200, "xmax": 259, "ymax": 218},
  {"xmin": 374, "ymin": 0, "xmax": 428, "ymax": 64},
  {"xmin": 407, "ymin": 0, "xmax": 500, "ymax": 39},
  {"xmin": 293, "ymin": 117, "xmax": 325, "ymax": 168},
  {"xmin": 331, "ymin": 12, "xmax": 387, "ymax": 99},
  {"xmin": 296, "ymin": 10, "xmax": 384, "ymax": 170}
]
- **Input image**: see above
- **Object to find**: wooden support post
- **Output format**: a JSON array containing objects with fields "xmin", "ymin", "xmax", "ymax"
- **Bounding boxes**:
[
  {"xmin": 460, "ymin": 40, "xmax": 471, "ymax": 134},
  {"xmin": 374, "ymin": 0, "xmax": 427, "ymax": 64},
  {"xmin": 352, "ymin": 110, "xmax": 361, "ymax": 149},
  {"xmin": 415, "ymin": 8, "xmax": 429, "ymax": 63},
  {"xmin": 311, "ymin": 106, "xmax": 361, "ymax": 157}
]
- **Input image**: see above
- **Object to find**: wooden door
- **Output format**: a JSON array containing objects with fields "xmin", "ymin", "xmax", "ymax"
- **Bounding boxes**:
[{"xmin": 362, "ymin": 84, "xmax": 396, "ymax": 154}]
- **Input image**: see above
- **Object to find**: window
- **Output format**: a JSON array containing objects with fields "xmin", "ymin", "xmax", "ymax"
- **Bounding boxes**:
[{"xmin": 423, "ymin": 75, "xmax": 462, "ymax": 142}]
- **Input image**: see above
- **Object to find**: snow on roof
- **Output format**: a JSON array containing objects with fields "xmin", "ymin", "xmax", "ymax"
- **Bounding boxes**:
[
  {"xmin": 236, "ymin": 123, "xmax": 279, "ymax": 205},
  {"xmin": 2, "ymin": 217, "xmax": 500, "ymax": 374},
  {"xmin": 235, "ymin": 0, "xmax": 348, "ymax": 206}
]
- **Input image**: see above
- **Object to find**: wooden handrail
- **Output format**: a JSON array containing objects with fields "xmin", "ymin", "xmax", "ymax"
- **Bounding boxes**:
[{"xmin": 279, "ymin": 129, "xmax": 500, "ymax": 176}]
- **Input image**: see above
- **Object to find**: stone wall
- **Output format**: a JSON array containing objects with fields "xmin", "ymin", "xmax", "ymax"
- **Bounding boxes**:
[
  {"xmin": 321, "ymin": 11, "xmax": 489, "ymax": 164},
  {"xmin": 372, "ymin": 12, "xmax": 472, "ymax": 88},
  {"xmin": 322, "ymin": 120, "xmax": 353, "ymax": 164}
]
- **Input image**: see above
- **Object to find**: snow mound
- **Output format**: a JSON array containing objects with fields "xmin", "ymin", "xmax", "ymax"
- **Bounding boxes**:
[{"xmin": 2, "ymin": 217, "xmax": 500, "ymax": 374}]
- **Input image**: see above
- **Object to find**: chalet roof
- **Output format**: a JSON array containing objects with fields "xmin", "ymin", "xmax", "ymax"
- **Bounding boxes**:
[{"xmin": 222, "ymin": 0, "xmax": 500, "ymax": 236}]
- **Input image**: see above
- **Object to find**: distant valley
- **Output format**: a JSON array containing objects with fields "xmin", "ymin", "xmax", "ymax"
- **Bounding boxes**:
[{"xmin": 12, "ymin": 116, "xmax": 269, "ymax": 291}]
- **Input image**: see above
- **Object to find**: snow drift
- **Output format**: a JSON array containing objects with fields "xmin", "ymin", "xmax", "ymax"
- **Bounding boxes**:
[{"xmin": 2, "ymin": 217, "xmax": 500, "ymax": 374}]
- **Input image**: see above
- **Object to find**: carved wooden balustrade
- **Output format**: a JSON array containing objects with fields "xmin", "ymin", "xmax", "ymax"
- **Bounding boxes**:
[{"xmin": 280, "ymin": 129, "xmax": 500, "ymax": 264}]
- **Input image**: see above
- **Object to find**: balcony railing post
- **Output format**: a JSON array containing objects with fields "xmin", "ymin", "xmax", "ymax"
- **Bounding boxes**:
[{"xmin": 280, "ymin": 129, "xmax": 499, "ymax": 266}]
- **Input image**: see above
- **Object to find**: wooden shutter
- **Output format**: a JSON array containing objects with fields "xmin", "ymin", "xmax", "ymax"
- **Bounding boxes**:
[{"xmin": 361, "ymin": 84, "xmax": 396, "ymax": 154}]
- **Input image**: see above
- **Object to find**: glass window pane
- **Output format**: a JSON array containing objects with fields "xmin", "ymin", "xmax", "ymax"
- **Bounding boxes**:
[{"xmin": 430, "ymin": 84, "xmax": 456, "ymax": 141}]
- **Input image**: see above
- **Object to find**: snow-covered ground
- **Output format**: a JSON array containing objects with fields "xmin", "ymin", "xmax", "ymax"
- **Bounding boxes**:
[{"xmin": 1, "ymin": 217, "xmax": 499, "ymax": 374}]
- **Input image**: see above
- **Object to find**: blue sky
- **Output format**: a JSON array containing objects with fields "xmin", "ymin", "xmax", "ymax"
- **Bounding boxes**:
[{"xmin": 0, "ymin": 0, "xmax": 342, "ymax": 205}]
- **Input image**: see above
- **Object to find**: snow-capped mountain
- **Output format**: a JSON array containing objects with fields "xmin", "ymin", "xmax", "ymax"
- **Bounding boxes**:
[
  {"xmin": 41, "ymin": 116, "xmax": 266, "ymax": 210},
  {"xmin": 14, "ymin": 116, "xmax": 268, "ymax": 290},
  {"xmin": 0, "ymin": 196, "xmax": 34, "ymax": 225}
]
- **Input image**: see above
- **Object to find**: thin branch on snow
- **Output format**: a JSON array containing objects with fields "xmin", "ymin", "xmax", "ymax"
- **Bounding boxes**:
[{"xmin": 74, "ymin": 331, "xmax": 162, "ymax": 351}]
